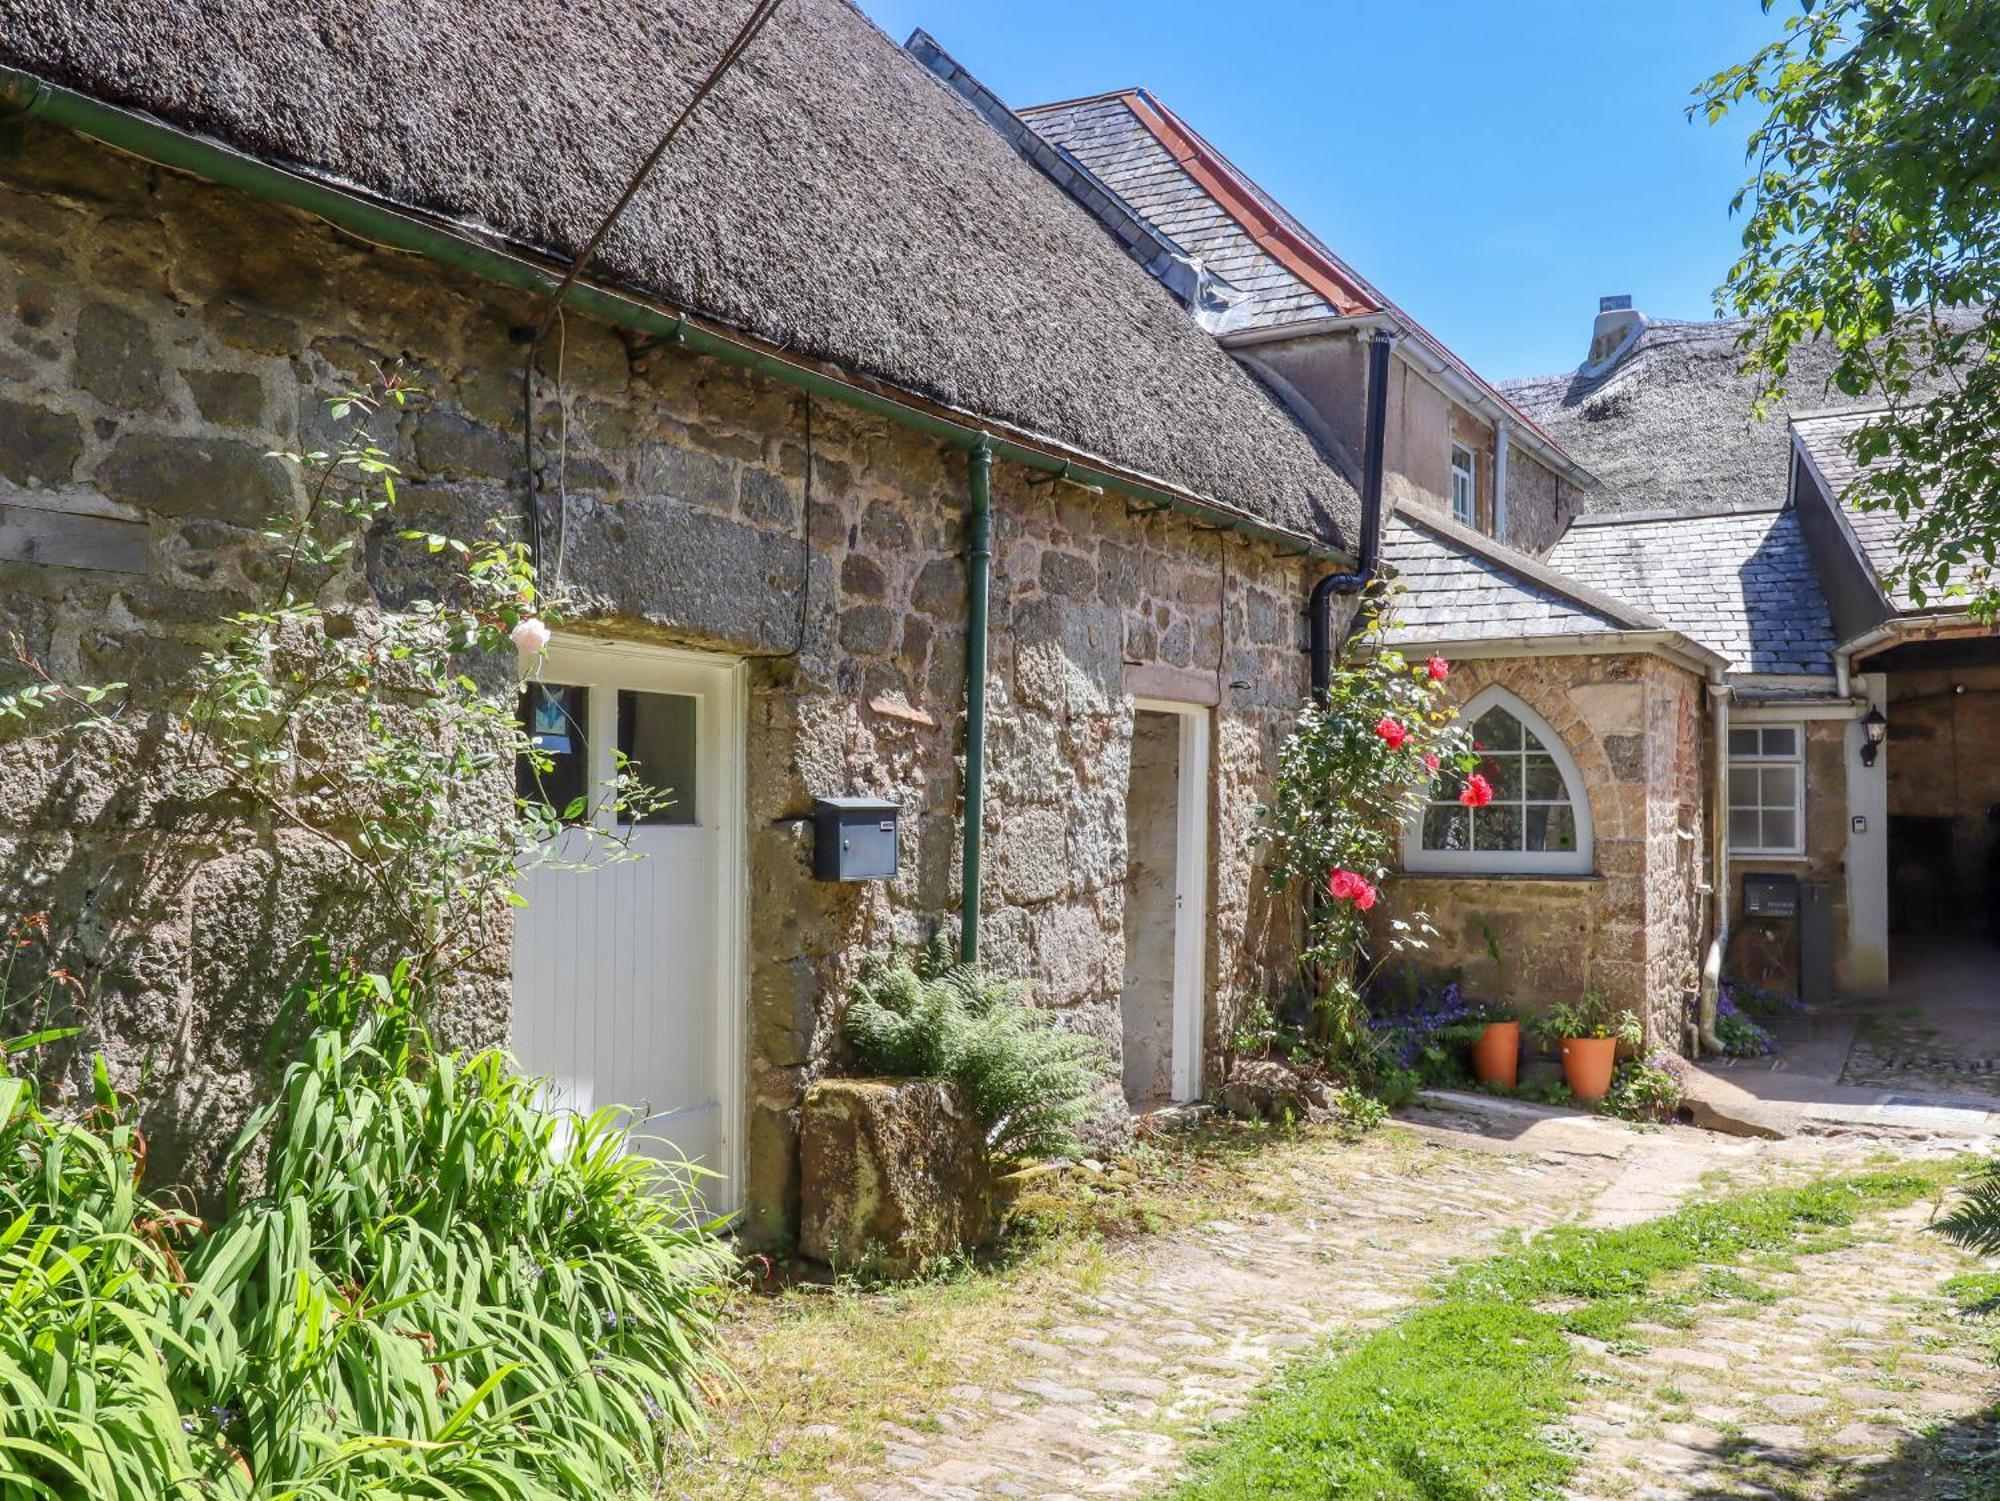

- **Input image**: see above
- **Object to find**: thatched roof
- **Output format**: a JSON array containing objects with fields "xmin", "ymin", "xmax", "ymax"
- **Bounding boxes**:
[
  {"xmin": 0, "ymin": 0, "xmax": 1356, "ymax": 543},
  {"xmin": 1501, "ymin": 318, "xmax": 1881, "ymax": 516}
]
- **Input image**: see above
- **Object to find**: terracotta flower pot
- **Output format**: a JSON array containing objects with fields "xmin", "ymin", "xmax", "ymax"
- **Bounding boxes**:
[
  {"xmin": 1560, "ymin": 1036, "xmax": 1618, "ymax": 1104},
  {"xmin": 1471, "ymin": 1021, "xmax": 1520, "ymax": 1088}
]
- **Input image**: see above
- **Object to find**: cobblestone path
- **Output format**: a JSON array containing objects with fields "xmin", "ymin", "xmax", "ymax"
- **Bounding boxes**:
[
  {"xmin": 683, "ymin": 1099, "xmax": 1999, "ymax": 1501},
  {"xmin": 1564, "ymin": 1197, "xmax": 2000, "ymax": 1500}
]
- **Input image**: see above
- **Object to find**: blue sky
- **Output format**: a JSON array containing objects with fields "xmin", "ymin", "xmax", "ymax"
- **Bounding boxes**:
[{"xmin": 854, "ymin": 1, "xmax": 1786, "ymax": 380}]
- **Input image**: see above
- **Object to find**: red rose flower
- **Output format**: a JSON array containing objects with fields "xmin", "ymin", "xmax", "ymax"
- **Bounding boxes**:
[
  {"xmin": 1425, "ymin": 655, "xmax": 1450, "ymax": 682},
  {"xmin": 1423, "ymin": 753, "xmax": 1441, "ymax": 774},
  {"xmin": 1373, "ymin": 715, "xmax": 1409, "ymax": 750},
  {"xmin": 1459, "ymin": 772, "xmax": 1495, "ymax": 808},
  {"xmin": 1328, "ymin": 868, "xmax": 1380, "ymax": 910}
]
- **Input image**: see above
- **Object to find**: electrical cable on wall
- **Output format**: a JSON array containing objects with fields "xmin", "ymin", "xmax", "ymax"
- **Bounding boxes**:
[{"xmin": 518, "ymin": 0, "xmax": 790, "ymax": 588}]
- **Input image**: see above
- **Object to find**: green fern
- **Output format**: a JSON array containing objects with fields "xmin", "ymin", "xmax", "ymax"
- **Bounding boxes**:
[
  {"xmin": 1937, "ymin": 1160, "xmax": 2000, "ymax": 1268},
  {"xmin": 843, "ymin": 939, "xmax": 1111, "ymax": 1161}
]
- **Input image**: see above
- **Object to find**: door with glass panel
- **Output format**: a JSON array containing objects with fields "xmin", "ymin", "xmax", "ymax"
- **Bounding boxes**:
[{"xmin": 510, "ymin": 636, "xmax": 742, "ymax": 1212}]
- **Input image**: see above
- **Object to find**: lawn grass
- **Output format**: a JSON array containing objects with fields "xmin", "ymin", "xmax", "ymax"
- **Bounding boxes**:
[{"xmin": 1167, "ymin": 1163, "xmax": 1962, "ymax": 1501}]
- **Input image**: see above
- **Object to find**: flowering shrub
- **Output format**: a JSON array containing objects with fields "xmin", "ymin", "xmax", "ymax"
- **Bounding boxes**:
[
  {"xmin": 1366, "ymin": 977, "xmax": 1489, "ymax": 1081},
  {"xmin": 1599, "ymin": 1052, "xmax": 1689, "ymax": 1123},
  {"xmin": 1256, "ymin": 599, "xmax": 1475, "ymax": 1049},
  {"xmin": 1715, "ymin": 989, "xmax": 1779, "ymax": 1057}
]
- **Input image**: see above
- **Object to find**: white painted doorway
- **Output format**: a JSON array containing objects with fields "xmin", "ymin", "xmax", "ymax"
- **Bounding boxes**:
[
  {"xmin": 1121, "ymin": 699, "xmax": 1211, "ymax": 1105},
  {"xmin": 511, "ymin": 635, "xmax": 746, "ymax": 1213}
]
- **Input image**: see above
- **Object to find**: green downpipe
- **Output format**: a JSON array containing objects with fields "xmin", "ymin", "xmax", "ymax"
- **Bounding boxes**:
[
  {"xmin": 1, "ymin": 62, "xmax": 1355, "ymax": 972},
  {"xmin": 960, "ymin": 442, "xmax": 994, "ymax": 965}
]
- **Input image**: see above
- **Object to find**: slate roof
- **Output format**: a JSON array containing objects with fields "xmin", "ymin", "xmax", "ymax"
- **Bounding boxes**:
[
  {"xmin": 0, "ymin": 0, "xmax": 1358, "ymax": 546},
  {"xmin": 1790, "ymin": 408, "xmax": 1970, "ymax": 614},
  {"xmin": 1016, "ymin": 92, "xmax": 1354, "ymax": 333},
  {"xmin": 1380, "ymin": 509, "xmax": 1680, "ymax": 647},
  {"xmin": 1548, "ymin": 507, "xmax": 1837, "ymax": 676},
  {"xmin": 1005, "ymin": 85, "xmax": 1579, "ymax": 474}
]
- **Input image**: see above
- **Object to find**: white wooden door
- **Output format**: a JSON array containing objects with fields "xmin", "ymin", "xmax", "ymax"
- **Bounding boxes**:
[{"xmin": 511, "ymin": 636, "xmax": 744, "ymax": 1213}]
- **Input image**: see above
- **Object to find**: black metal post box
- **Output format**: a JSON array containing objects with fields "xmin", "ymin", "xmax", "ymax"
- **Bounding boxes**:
[{"xmin": 812, "ymin": 796, "xmax": 900, "ymax": 881}]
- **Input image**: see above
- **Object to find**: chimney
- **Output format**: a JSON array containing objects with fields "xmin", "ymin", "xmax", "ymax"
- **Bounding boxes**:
[{"xmin": 1581, "ymin": 294, "xmax": 1644, "ymax": 377}]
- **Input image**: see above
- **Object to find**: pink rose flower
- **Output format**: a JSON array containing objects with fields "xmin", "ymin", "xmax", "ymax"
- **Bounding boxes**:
[
  {"xmin": 1373, "ymin": 715, "xmax": 1409, "ymax": 750},
  {"xmin": 1328, "ymin": 868, "xmax": 1378, "ymax": 910},
  {"xmin": 1459, "ymin": 773, "xmax": 1495, "ymax": 809},
  {"xmin": 1423, "ymin": 753, "xmax": 1441, "ymax": 774},
  {"xmin": 1426, "ymin": 655, "xmax": 1450, "ymax": 682},
  {"xmin": 511, "ymin": 617, "xmax": 552, "ymax": 658}
]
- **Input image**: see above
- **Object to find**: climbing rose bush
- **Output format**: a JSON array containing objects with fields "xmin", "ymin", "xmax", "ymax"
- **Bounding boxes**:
[{"xmin": 1256, "ymin": 600, "xmax": 1475, "ymax": 1049}]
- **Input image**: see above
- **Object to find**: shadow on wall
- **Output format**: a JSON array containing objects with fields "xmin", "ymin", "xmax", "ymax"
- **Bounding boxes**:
[{"xmin": 0, "ymin": 717, "xmax": 506, "ymax": 1206}]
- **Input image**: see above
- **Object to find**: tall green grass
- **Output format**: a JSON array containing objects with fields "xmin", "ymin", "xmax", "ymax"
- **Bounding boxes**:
[{"xmin": 0, "ymin": 967, "xmax": 732, "ymax": 1499}]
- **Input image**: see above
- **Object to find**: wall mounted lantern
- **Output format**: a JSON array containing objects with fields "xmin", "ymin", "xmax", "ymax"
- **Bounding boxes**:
[{"xmin": 1860, "ymin": 707, "xmax": 1888, "ymax": 768}]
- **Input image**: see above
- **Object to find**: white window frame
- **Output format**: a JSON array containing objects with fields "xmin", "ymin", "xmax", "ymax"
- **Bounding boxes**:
[
  {"xmin": 1727, "ymin": 721, "xmax": 1806, "ymax": 857},
  {"xmin": 1402, "ymin": 685, "xmax": 1594, "ymax": 876},
  {"xmin": 1450, "ymin": 442, "xmax": 1477, "ymax": 527}
]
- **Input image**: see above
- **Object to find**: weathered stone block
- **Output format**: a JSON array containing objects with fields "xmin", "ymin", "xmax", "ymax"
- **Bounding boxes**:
[
  {"xmin": 0, "ymin": 397, "xmax": 84, "ymax": 488},
  {"xmin": 182, "ymin": 368, "xmax": 268, "ymax": 428},
  {"xmin": 74, "ymin": 300, "xmax": 165, "ymax": 410},
  {"xmin": 95, "ymin": 433, "xmax": 293, "ymax": 526},
  {"xmin": 799, "ymin": 1077, "xmax": 992, "ymax": 1277},
  {"xmin": 413, "ymin": 409, "xmax": 514, "ymax": 479},
  {"xmin": 739, "ymin": 466, "xmax": 796, "ymax": 528}
]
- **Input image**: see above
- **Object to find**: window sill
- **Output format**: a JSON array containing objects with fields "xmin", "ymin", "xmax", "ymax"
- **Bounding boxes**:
[
  {"xmin": 1730, "ymin": 851, "xmax": 1810, "ymax": 863},
  {"xmin": 1397, "ymin": 870, "xmax": 1602, "ymax": 883}
]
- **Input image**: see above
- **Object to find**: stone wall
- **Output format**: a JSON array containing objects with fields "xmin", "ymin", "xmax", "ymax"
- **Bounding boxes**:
[
  {"xmin": 1498, "ymin": 446, "xmax": 1574, "ymax": 558},
  {"xmin": 1378, "ymin": 651, "xmax": 1707, "ymax": 1046},
  {"xmin": 1241, "ymin": 330, "xmax": 1573, "ymax": 557},
  {"xmin": 0, "ymin": 126, "xmax": 1315, "ymax": 1238}
]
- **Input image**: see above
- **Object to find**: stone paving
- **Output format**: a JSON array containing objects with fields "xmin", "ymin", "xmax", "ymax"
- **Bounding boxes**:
[
  {"xmin": 835, "ymin": 1140, "xmax": 1593, "ymax": 1500},
  {"xmin": 1564, "ymin": 1198, "xmax": 2000, "ymax": 1500},
  {"xmin": 685, "ymin": 1096, "xmax": 2000, "ymax": 1501}
]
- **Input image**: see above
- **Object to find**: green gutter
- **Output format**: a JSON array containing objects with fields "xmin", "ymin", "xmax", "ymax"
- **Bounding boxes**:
[
  {"xmin": 960, "ymin": 442, "xmax": 993, "ymax": 964},
  {"xmin": 1, "ymin": 62, "xmax": 1355, "ymax": 973},
  {"xmin": 0, "ymin": 67, "xmax": 1351, "ymax": 568}
]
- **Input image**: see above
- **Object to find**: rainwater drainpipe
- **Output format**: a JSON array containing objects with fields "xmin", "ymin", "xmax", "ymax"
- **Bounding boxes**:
[
  {"xmin": 1695, "ymin": 674, "xmax": 1732, "ymax": 1056},
  {"xmin": 1308, "ymin": 327, "xmax": 1396, "ymax": 702},
  {"xmin": 960, "ymin": 441, "xmax": 994, "ymax": 965}
]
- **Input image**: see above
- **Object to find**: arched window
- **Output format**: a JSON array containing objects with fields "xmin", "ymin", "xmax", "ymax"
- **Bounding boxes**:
[{"xmin": 1403, "ymin": 686, "xmax": 1594, "ymax": 875}]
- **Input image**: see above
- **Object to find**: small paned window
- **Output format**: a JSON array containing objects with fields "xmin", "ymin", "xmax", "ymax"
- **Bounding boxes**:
[
  {"xmin": 617, "ymin": 689, "xmax": 699, "ymax": 826},
  {"xmin": 1727, "ymin": 724, "xmax": 1803, "ymax": 855},
  {"xmin": 1450, "ymin": 443, "xmax": 1477, "ymax": 527},
  {"xmin": 518, "ymin": 681, "xmax": 590, "ymax": 822},
  {"xmin": 1404, "ymin": 687, "xmax": 1593, "ymax": 876}
]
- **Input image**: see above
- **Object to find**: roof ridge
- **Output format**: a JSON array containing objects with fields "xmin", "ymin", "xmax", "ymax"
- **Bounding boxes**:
[{"xmin": 1568, "ymin": 500, "xmax": 1788, "ymax": 527}]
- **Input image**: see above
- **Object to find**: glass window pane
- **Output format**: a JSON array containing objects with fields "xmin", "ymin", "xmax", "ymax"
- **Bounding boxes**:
[
  {"xmin": 1472, "ymin": 804, "xmax": 1523, "ymax": 852},
  {"xmin": 1728, "ymin": 766, "xmax": 1759, "ymax": 806},
  {"xmin": 1525, "ymin": 804, "xmax": 1576, "ymax": 852},
  {"xmin": 1729, "ymin": 808, "xmax": 1761, "ymax": 847},
  {"xmin": 1761, "ymin": 809, "xmax": 1798, "ymax": 852},
  {"xmin": 1760, "ymin": 727, "xmax": 1799, "ymax": 757},
  {"xmin": 617, "ymin": 690, "xmax": 698, "ymax": 826},
  {"xmin": 1472, "ymin": 706, "xmax": 1522, "ymax": 752},
  {"xmin": 1728, "ymin": 727, "xmax": 1760, "ymax": 757},
  {"xmin": 1423, "ymin": 804, "xmax": 1469, "ymax": 851},
  {"xmin": 1759, "ymin": 765, "xmax": 1798, "ymax": 809},
  {"xmin": 1480, "ymin": 752, "xmax": 1524, "ymax": 800},
  {"xmin": 1524, "ymin": 754, "xmax": 1565, "ymax": 800},
  {"xmin": 519, "ymin": 682, "xmax": 589, "ymax": 823}
]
